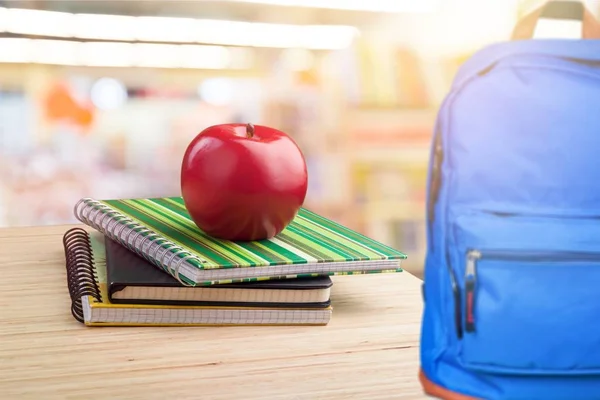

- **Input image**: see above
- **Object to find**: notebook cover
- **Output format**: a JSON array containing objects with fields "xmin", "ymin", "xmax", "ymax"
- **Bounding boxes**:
[
  {"xmin": 62, "ymin": 228, "xmax": 331, "ymax": 327},
  {"xmin": 74, "ymin": 196, "xmax": 406, "ymax": 286},
  {"xmin": 105, "ymin": 237, "xmax": 333, "ymax": 308}
]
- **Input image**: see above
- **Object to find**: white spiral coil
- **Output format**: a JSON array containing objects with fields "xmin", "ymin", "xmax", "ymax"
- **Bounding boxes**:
[{"xmin": 73, "ymin": 198, "xmax": 201, "ymax": 286}]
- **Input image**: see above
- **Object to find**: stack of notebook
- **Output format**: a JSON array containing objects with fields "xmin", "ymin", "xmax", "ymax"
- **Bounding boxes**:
[{"xmin": 63, "ymin": 196, "xmax": 407, "ymax": 327}]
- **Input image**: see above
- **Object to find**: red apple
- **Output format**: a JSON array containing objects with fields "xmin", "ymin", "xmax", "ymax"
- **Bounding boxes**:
[{"xmin": 180, "ymin": 123, "xmax": 308, "ymax": 241}]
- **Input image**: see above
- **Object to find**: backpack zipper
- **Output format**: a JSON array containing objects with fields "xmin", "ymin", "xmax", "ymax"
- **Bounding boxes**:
[{"xmin": 464, "ymin": 250, "xmax": 481, "ymax": 333}]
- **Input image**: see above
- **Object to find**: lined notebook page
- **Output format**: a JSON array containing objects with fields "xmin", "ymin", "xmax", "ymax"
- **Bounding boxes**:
[
  {"xmin": 112, "ymin": 286, "xmax": 331, "ymax": 303},
  {"xmin": 83, "ymin": 297, "xmax": 331, "ymax": 325}
]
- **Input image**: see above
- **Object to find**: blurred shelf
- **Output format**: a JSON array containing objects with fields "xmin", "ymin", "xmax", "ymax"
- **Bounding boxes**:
[
  {"xmin": 347, "ymin": 147, "xmax": 430, "ymax": 164},
  {"xmin": 345, "ymin": 108, "xmax": 436, "ymax": 134},
  {"xmin": 348, "ymin": 107, "xmax": 437, "ymax": 120},
  {"xmin": 343, "ymin": 108, "xmax": 435, "ymax": 165},
  {"xmin": 362, "ymin": 200, "xmax": 424, "ymax": 221}
]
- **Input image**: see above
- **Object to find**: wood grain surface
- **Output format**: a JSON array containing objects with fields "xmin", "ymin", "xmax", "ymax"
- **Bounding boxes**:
[{"xmin": 0, "ymin": 225, "xmax": 426, "ymax": 400}]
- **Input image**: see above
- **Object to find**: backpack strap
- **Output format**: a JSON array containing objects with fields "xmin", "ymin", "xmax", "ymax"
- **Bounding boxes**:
[
  {"xmin": 452, "ymin": 2, "xmax": 600, "ymax": 90},
  {"xmin": 512, "ymin": 1, "xmax": 600, "ymax": 40}
]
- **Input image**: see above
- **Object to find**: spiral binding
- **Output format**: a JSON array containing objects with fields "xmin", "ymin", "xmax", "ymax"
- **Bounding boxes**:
[
  {"xmin": 73, "ymin": 198, "xmax": 199, "ymax": 286},
  {"xmin": 63, "ymin": 227, "xmax": 102, "ymax": 323}
]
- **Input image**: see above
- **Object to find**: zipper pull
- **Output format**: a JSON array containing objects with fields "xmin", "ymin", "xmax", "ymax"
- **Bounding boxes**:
[{"xmin": 465, "ymin": 250, "xmax": 481, "ymax": 333}]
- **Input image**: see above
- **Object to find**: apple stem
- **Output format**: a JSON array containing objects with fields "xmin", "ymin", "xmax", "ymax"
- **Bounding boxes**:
[{"xmin": 246, "ymin": 123, "xmax": 254, "ymax": 138}]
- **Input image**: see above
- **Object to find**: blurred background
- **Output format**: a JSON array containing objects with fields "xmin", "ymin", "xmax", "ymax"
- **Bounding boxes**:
[{"xmin": 0, "ymin": 0, "xmax": 597, "ymax": 275}]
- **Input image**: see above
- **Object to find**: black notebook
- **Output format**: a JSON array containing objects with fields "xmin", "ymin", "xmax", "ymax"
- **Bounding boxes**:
[{"xmin": 105, "ymin": 238, "xmax": 333, "ymax": 308}]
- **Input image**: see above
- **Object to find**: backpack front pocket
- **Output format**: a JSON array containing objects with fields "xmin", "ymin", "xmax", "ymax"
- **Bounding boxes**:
[{"xmin": 450, "ymin": 210, "xmax": 600, "ymax": 375}]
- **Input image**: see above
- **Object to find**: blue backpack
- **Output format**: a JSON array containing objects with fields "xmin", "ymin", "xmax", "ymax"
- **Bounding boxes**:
[{"xmin": 419, "ymin": 22, "xmax": 600, "ymax": 400}]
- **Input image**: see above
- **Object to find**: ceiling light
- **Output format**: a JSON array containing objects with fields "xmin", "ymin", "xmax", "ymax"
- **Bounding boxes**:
[
  {"xmin": 4, "ymin": 8, "xmax": 74, "ymax": 37},
  {"xmin": 0, "ymin": 7, "xmax": 359, "ymax": 50},
  {"xmin": 81, "ymin": 42, "xmax": 135, "ymax": 67},
  {"xmin": 74, "ymin": 13, "xmax": 136, "ymax": 41},
  {"xmin": 30, "ymin": 40, "xmax": 80, "ymax": 66},
  {"xmin": 179, "ymin": 45, "xmax": 233, "ymax": 69},
  {"xmin": 224, "ymin": 0, "xmax": 440, "ymax": 13},
  {"xmin": 0, "ymin": 38, "xmax": 33, "ymax": 63},
  {"xmin": 134, "ymin": 43, "xmax": 182, "ymax": 68},
  {"xmin": 0, "ymin": 38, "xmax": 244, "ymax": 70},
  {"xmin": 0, "ymin": 8, "xmax": 7, "ymax": 32},
  {"xmin": 135, "ymin": 16, "xmax": 199, "ymax": 43}
]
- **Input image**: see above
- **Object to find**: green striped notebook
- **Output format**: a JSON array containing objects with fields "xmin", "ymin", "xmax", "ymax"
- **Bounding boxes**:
[{"xmin": 74, "ymin": 197, "xmax": 406, "ymax": 286}]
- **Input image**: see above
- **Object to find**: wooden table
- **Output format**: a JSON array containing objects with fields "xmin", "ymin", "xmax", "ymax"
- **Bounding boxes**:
[{"xmin": 0, "ymin": 225, "xmax": 425, "ymax": 400}]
